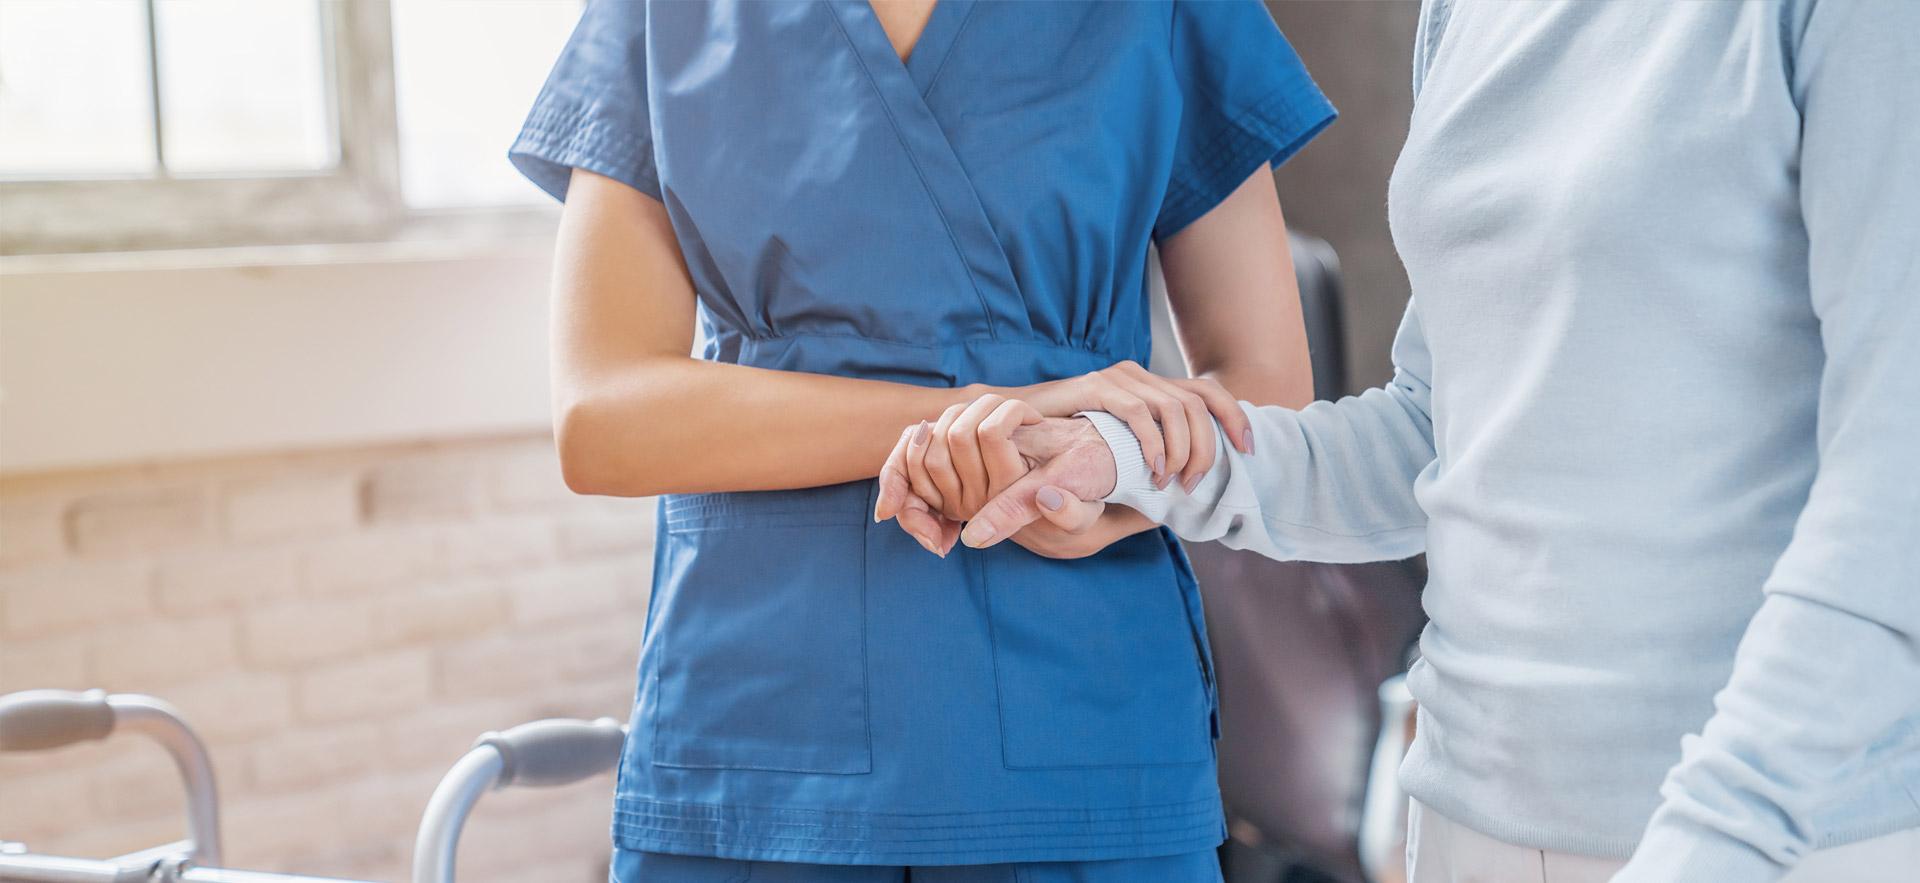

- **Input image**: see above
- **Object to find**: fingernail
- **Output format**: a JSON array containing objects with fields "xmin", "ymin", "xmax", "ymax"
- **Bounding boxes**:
[
  {"xmin": 1241, "ymin": 428, "xmax": 1254, "ymax": 453},
  {"xmin": 911, "ymin": 421, "xmax": 930, "ymax": 445},
  {"xmin": 1182, "ymin": 473, "xmax": 1201, "ymax": 494},
  {"xmin": 914, "ymin": 534, "xmax": 937, "ymax": 555},
  {"xmin": 962, "ymin": 518, "xmax": 998, "ymax": 547},
  {"xmin": 1154, "ymin": 454, "xmax": 1166, "ymax": 476},
  {"xmin": 1037, "ymin": 487, "xmax": 1064, "ymax": 511}
]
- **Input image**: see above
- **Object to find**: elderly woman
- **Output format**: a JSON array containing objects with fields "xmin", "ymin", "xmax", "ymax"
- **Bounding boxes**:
[{"xmin": 883, "ymin": 1, "xmax": 1920, "ymax": 881}]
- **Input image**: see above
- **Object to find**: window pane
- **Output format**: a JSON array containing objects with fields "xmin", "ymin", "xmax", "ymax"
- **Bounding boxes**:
[
  {"xmin": 0, "ymin": 1, "xmax": 156, "ymax": 177},
  {"xmin": 392, "ymin": 0, "xmax": 580, "ymax": 208},
  {"xmin": 155, "ymin": 0, "xmax": 333, "ymax": 174}
]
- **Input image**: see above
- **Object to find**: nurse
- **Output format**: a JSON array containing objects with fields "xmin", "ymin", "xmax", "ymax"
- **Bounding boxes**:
[{"xmin": 509, "ymin": 1, "xmax": 1334, "ymax": 880}]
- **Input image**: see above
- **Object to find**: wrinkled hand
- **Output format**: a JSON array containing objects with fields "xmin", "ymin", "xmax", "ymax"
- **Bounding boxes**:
[
  {"xmin": 953, "ymin": 418, "xmax": 1117, "ymax": 550},
  {"xmin": 1016, "ymin": 361, "xmax": 1249, "ymax": 492},
  {"xmin": 874, "ymin": 395, "xmax": 1119, "ymax": 555}
]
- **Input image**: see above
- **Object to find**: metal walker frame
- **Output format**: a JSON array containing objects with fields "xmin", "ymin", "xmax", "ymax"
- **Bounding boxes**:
[{"xmin": 0, "ymin": 689, "xmax": 625, "ymax": 883}]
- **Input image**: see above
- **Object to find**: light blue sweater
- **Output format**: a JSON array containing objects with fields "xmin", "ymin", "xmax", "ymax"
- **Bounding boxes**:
[{"xmin": 1093, "ymin": 1, "xmax": 1920, "ymax": 879}]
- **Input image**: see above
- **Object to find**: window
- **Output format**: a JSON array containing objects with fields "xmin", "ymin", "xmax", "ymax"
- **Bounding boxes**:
[{"xmin": 0, "ymin": 0, "xmax": 580, "ymax": 255}]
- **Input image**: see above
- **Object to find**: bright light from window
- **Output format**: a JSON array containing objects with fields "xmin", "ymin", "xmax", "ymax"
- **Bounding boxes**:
[
  {"xmin": 0, "ymin": 1, "xmax": 156, "ymax": 177},
  {"xmin": 391, "ymin": 0, "xmax": 582, "ymax": 209},
  {"xmin": 155, "ymin": 0, "xmax": 334, "ymax": 174}
]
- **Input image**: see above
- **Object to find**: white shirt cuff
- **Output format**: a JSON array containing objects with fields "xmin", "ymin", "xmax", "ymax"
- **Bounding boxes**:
[{"xmin": 1077, "ymin": 411, "xmax": 1172, "ymax": 518}]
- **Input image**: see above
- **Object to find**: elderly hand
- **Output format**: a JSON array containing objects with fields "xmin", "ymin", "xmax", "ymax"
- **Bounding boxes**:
[{"xmin": 874, "ymin": 395, "xmax": 1121, "ymax": 555}]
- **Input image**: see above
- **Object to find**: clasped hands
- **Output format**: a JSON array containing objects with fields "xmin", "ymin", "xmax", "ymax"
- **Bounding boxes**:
[{"xmin": 871, "ymin": 361, "xmax": 1249, "ymax": 558}]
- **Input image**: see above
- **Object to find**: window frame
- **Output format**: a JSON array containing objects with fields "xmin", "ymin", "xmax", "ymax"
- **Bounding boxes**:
[{"xmin": 0, "ymin": 0, "xmax": 404, "ymax": 256}]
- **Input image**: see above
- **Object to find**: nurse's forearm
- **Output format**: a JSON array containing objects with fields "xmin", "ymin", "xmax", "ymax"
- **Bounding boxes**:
[
  {"xmin": 553, "ymin": 168, "xmax": 987, "ymax": 497},
  {"xmin": 556, "ymin": 359, "xmax": 985, "ymax": 497}
]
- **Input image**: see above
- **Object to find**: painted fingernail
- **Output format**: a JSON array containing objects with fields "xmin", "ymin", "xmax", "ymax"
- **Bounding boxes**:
[
  {"xmin": 1037, "ymin": 487, "xmax": 1065, "ymax": 511},
  {"xmin": 914, "ymin": 534, "xmax": 938, "ymax": 555},
  {"xmin": 911, "ymin": 421, "xmax": 931, "ymax": 445},
  {"xmin": 1182, "ymin": 473, "xmax": 1201, "ymax": 494},
  {"xmin": 962, "ymin": 517, "xmax": 998, "ymax": 548},
  {"xmin": 1241, "ymin": 428, "xmax": 1254, "ymax": 453},
  {"xmin": 1154, "ymin": 454, "xmax": 1166, "ymax": 476}
]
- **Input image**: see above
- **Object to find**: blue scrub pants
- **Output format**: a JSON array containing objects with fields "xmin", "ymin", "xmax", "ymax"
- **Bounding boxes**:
[{"xmin": 609, "ymin": 849, "xmax": 1224, "ymax": 882}]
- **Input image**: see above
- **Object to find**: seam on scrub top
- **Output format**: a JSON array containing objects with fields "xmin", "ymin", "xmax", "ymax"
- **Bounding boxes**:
[
  {"xmin": 612, "ymin": 817, "xmax": 1223, "ymax": 847},
  {"xmin": 735, "ymin": 330, "xmax": 1122, "ymax": 358},
  {"xmin": 615, "ymin": 794, "xmax": 1221, "ymax": 820},
  {"xmin": 1161, "ymin": 83, "xmax": 1322, "ymax": 236},
  {"xmin": 516, "ymin": 102, "xmax": 659, "ymax": 196},
  {"xmin": 610, "ymin": 827, "xmax": 1224, "ymax": 856},
  {"xmin": 615, "ymin": 814, "xmax": 1223, "ymax": 842},
  {"xmin": 826, "ymin": 7, "xmax": 1001, "ymax": 340},
  {"xmin": 917, "ymin": 0, "xmax": 977, "ymax": 99}
]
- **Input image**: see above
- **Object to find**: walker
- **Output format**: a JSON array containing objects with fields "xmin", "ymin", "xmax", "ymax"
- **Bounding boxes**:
[{"xmin": 0, "ymin": 689, "xmax": 625, "ymax": 883}]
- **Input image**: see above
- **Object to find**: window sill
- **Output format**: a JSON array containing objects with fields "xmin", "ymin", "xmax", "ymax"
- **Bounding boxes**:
[{"xmin": 0, "ymin": 211, "xmax": 565, "ymax": 476}]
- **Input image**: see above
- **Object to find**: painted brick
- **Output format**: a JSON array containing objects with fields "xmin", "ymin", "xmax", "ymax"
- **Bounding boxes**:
[
  {"xmin": 440, "ymin": 516, "xmax": 557, "ymax": 574},
  {"xmin": 31, "ymin": 814, "xmax": 183, "ymax": 863},
  {"xmin": 0, "ymin": 632, "xmax": 89, "ymax": 690},
  {"xmin": 241, "ymin": 597, "xmax": 375, "ymax": 667},
  {"xmin": 302, "ymin": 530, "xmax": 440, "ymax": 597},
  {"xmin": 0, "ymin": 493, "xmax": 67, "ymax": 568},
  {"xmin": 89, "ymin": 615, "xmax": 239, "ymax": 688},
  {"xmin": 507, "ymin": 559, "xmax": 639, "ymax": 625},
  {"xmin": 362, "ymin": 459, "xmax": 482, "ymax": 523},
  {"xmin": 485, "ymin": 445, "xmax": 575, "ymax": 512},
  {"xmin": 66, "ymin": 487, "xmax": 212, "ymax": 557},
  {"xmin": 246, "ymin": 720, "xmax": 384, "ymax": 792},
  {"xmin": 373, "ymin": 581, "xmax": 510, "ymax": 646},
  {"xmin": 0, "ymin": 766, "xmax": 92, "ymax": 839},
  {"xmin": 296, "ymin": 649, "xmax": 432, "ymax": 724},
  {"xmin": 435, "ymin": 631, "xmax": 560, "ymax": 701},
  {"xmin": 557, "ymin": 503, "xmax": 657, "ymax": 559},
  {"xmin": 217, "ymin": 787, "xmax": 352, "ymax": 868},
  {"xmin": 0, "ymin": 560, "xmax": 151, "ymax": 635},
  {"xmin": 222, "ymin": 475, "xmax": 361, "ymax": 542},
  {"xmin": 155, "ymin": 546, "xmax": 300, "ymax": 613},
  {"xmin": 381, "ymin": 696, "xmax": 531, "ymax": 774},
  {"xmin": 160, "ymin": 671, "xmax": 296, "ymax": 743},
  {"xmin": 89, "ymin": 749, "xmax": 184, "ymax": 822}
]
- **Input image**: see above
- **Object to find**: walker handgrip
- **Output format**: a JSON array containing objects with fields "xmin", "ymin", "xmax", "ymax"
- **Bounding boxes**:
[
  {"xmin": 0, "ymin": 689, "xmax": 115, "ymax": 752},
  {"xmin": 474, "ymin": 717, "xmax": 624, "ymax": 788}
]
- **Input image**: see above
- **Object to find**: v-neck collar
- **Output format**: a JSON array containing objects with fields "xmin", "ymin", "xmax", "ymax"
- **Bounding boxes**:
[{"xmin": 836, "ymin": 1, "xmax": 974, "ymax": 96}]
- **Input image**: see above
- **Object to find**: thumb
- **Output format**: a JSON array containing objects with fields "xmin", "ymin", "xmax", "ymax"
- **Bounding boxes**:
[
  {"xmin": 960, "ymin": 463, "xmax": 1069, "ymax": 549},
  {"xmin": 1034, "ymin": 485, "xmax": 1104, "ymax": 533}
]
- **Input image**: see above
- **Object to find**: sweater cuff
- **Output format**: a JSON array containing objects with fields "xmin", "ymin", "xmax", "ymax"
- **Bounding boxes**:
[
  {"xmin": 1076, "ymin": 411, "xmax": 1172, "ymax": 520},
  {"xmin": 1611, "ymin": 816, "xmax": 1786, "ymax": 883}
]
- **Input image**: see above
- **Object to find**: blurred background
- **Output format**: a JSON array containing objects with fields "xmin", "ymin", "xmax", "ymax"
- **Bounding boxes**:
[{"xmin": 0, "ymin": 2, "xmax": 1419, "ymax": 882}]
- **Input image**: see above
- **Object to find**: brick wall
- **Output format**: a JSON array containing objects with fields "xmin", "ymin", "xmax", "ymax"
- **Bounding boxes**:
[{"xmin": 0, "ymin": 432, "xmax": 654, "ymax": 882}]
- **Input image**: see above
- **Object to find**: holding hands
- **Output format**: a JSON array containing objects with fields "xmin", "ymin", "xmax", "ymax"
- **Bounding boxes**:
[{"xmin": 872, "ymin": 361, "xmax": 1247, "ymax": 557}]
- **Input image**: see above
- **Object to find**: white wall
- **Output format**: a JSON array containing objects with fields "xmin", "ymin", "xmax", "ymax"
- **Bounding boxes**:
[{"xmin": 1, "ymin": 239, "xmax": 558, "ymax": 475}]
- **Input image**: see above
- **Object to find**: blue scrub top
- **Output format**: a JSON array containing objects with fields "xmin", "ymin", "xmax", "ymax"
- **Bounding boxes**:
[{"xmin": 511, "ymin": 0, "xmax": 1334, "ymax": 866}]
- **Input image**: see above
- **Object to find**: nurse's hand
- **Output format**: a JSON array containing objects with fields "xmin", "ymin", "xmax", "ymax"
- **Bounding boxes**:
[{"xmin": 1014, "ymin": 361, "xmax": 1251, "ymax": 493}]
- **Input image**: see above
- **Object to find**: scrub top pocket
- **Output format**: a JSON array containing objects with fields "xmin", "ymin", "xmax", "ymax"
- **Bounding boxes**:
[
  {"xmin": 649, "ymin": 487, "xmax": 872, "ymax": 774},
  {"xmin": 985, "ymin": 531, "xmax": 1214, "ymax": 769}
]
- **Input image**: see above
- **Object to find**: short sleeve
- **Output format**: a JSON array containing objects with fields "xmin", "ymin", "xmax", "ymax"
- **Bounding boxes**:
[
  {"xmin": 1155, "ymin": 0, "xmax": 1337, "ymax": 239},
  {"xmin": 508, "ymin": 0, "xmax": 660, "ymax": 202}
]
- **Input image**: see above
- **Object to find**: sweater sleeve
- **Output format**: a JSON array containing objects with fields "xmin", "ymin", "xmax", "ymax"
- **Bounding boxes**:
[
  {"xmin": 1089, "ymin": 300, "xmax": 1435, "ymax": 563},
  {"xmin": 1613, "ymin": 2, "xmax": 1920, "ymax": 880}
]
